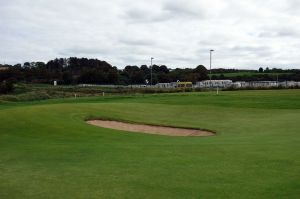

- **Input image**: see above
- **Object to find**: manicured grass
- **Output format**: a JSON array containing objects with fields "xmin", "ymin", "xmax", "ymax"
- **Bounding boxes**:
[{"xmin": 0, "ymin": 90, "xmax": 300, "ymax": 198}]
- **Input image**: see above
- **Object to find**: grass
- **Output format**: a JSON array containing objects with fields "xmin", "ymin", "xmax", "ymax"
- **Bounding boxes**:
[
  {"xmin": 0, "ymin": 90, "xmax": 300, "ymax": 198},
  {"xmin": 0, "ymin": 83, "xmax": 191, "ymax": 102}
]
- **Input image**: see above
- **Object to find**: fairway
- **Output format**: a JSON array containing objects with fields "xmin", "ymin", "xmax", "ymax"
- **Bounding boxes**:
[{"xmin": 1, "ymin": 90, "xmax": 300, "ymax": 198}]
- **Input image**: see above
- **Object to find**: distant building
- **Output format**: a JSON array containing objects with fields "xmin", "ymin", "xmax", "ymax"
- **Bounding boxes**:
[
  {"xmin": 278, "ymin": 81, "xmax": 300, "ymax": 87},
  {"xmin": 232, "ymin": 81, "xmax": 248, "ymax": 88},
  {"xmin": 168, "ymin": 82, "xmax": 193, "ymax": 88},
  {"xmin": 130, "ymin": 84, "xmax": 147, "ymax": 88},
  {"xmin": 170, "ymin": 82, "xmax": 178, "ymax": 88},
  {"xmin": 0, "ymin": 67, "xmax": 9, "ymax": 71},
  {"xmin": 155, "ymin": 83, "xmax": 174, "ymax": 88},
  {"xmin": 176, "ymin": 82, "xmax": 193, "ymax": 88},
  {"xmin": 196, "ymin": 80, "xmax": 233, "ymax": 88},
  {"xmin": 248, "ymin": 81, "xmax": 277, "ymax": 88}
]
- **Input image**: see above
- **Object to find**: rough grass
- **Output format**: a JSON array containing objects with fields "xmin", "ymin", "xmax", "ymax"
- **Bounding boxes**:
[
  {"xmin": 0, "ymin": 84, "xmax": 194, "ymax": 102},
  {"xmin": 0, "ymin": 90, "xmax": 300, "ymax": 198}
]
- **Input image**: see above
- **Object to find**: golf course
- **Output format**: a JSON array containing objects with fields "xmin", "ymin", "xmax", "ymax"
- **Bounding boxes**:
[{"xmin": 0, "ymin": 90, "xmax": 300, "ymax": 198}]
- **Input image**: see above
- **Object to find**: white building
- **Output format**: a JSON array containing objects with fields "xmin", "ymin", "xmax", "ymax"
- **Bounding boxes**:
[
  {"xmin": 232, "ymin": 81, "xmax": 248, "ymax": 88},
  {"xmin": 248, "ymin": 81, "xmax": 278, "ymax": 88},
  {"xmin": 170, "ymin": 82, "xmax": 178, "ymax": 88},
  {"xmin": 278, "ymin": 81, "xmax": 300, "ymax": 87},
  {"xmin": 196, "ymin": 80, "xmax": 233, "ymax": 88},
  {"xmin": 155, "ymin": 83, "xmax": 175, "ymax": 88}
]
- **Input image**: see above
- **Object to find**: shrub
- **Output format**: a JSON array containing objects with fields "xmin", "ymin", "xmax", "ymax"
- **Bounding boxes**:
[{"xmin": 0, "ymin": 80, "xmax": 14, "ymax": 94}]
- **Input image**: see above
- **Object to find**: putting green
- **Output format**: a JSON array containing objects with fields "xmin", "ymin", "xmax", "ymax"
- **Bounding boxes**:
[{"xmin": 0, "ymin": 90, "xmax": 300, "ymax": 199}]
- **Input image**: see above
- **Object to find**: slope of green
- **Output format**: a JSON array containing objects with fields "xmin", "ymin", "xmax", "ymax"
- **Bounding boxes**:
[{"xmin": 0, "ymin": 90, "xmax": 300, "ymax": 198}]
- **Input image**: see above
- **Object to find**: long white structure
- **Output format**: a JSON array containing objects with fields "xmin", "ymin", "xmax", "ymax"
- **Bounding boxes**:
[
  {"xmin": 195, "ymin": 80, "xmax": 232, "ymax": 88},
  {"xmin": 155, "ymin": 83, "xmax": 174, "ymax": 88},
  {"xmin": 79, "ymin": 80, "xmax": 300, "ymax": 89},
  {"xmin": 194, "ymin": 80, "xmax": 300, "ymax": 89}
]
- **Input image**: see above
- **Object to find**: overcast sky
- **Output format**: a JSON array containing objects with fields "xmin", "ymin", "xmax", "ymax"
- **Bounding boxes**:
[{"xmin": 1, "ymin": 0, "xmax": 300, "ymax": 69}]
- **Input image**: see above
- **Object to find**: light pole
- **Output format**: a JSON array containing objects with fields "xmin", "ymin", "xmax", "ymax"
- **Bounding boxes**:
[
  {"xmin": 210, "ymin": 49, "xmax": 214, "ymax": 88},
  {"xmin": 150, "ymin": 57, "xmax": 154, "ymax": 86}
]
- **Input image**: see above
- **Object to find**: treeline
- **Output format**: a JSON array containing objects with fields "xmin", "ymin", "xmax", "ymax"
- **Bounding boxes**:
[
  {"xmin": 211, "ymin": 73, "xmax": 300, "ymax": 82},
  {"xmin": 1, "ymin": 57, "xmax": 300, "ymax": 94},
  {"xmin": 211, "ymin": 67, "xmax": 300, "ymax": 74},
  {"xmin": 210, "ymin": 67, "xmax": 300, "ymax": 82},
  {"xmin": 0, "ymin": 57, "xmax": 208, "ymax": 87}
]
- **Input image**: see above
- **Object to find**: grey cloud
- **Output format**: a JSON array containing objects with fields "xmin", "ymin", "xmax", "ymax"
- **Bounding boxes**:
[
  {"xmin": 259, "ymin": 28, "xmax": 299, "ymax": 38},
  {"xmin": 124, "ymin": 0, "xmax": 205, "ymax": 24},
  {"xmin": 286, "ymin": 0, "xmax": 300, "ymax": 14},
  {"xmin": 119, "ymin": 38, "xmax": 156, "ymax": 46},
  {"xmin": 230, "ymin": 46, "xmax": 273, "ymax": 57},
  {"xmin": 125, "ymin": 10, "xmax": 168, "ymax": 23},
  {"xmin": 59, "ymin": 46, "xmax": 111, "ymax": 57},
  {"xmin": 1, "ymin": 0, "xmax": 300, "ymax": 69},
  {"xmin": 162, "ymin": 0, "xmax": 205, "ymax": 18}
]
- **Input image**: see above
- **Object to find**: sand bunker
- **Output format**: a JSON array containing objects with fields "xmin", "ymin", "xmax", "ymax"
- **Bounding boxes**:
[{"xmin": 87, "ymin": 120, "xmax": 215, "ymax": 137}]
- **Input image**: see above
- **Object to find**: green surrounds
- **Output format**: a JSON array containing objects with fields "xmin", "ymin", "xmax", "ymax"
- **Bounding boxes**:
[{"xmin": 0, "ymin": 90, "xmax": 300, "ymax": 199}]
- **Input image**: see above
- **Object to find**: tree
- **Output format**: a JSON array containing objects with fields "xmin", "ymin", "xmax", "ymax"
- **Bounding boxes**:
[
  {"xmin": 0, "ymin": 80, "xmax": 14, "ymax": 94},
  {"xmin": 265, "ymin": 67, "xmax": 270, "ymax": 73},
  {"xmin": 194, "ymin": 65, "xmax": 208, "ymax": 81},
  {"xmin": 62, "ymin": 72, "xmax": 73, "ymax": 84},
  {"xmin": 23, "ymin": 62, "xmax": 30, "ymax": 68},
  {"xmin": 123, "ymin": 66, "xmax": 145, "ymax": 84},
  {"xmin": 184, "ymin": 73, "xmax": 199, "ymax": 83},
  {"xmin": 152, "ymin": 65, "xmax": 160, "ymax": 73},
  {"xmin": 3, "ymin": 56, "xmax": 300, "ymax": 85},
  {"xmin": 140, "ymin": 65, "xmax": 149, "ymax": 73},
  {"xmin": 107, "ymin": 68, "xmax": 119, "ymax": 84},
  {"xmin": 157, "ymin": 73, "xmax": 170, "ymax": 83},
  {"xmin": 159, "ymin": 65, "xmax": 169, "ymax": 73}
]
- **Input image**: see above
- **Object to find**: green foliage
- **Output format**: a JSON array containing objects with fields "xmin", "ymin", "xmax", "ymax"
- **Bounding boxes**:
[
  {"xmin": 0, "ymin": 57, "xmax": 208, "ymax": 85},
  {"xmin": 0, "ymin": 80, "xmax": 14, "ymax": 94},
  {"xmin": 3, "ymin": 58, "xmax": 300, "ymax": 85},
  {"xmin": 194, "ymin": 65, "xmax": 209, "ymax": 81}
]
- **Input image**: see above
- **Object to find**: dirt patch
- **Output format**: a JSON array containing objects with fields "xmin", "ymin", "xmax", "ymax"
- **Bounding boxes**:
[{"xmin": 87, "ymin": 120, "xmax": 215, "ymax": 137}]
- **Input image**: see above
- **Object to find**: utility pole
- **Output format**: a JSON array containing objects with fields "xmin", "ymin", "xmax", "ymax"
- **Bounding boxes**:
[
  {"xmin": 150, "ymin": 57, "xmax": 154, "ymax": 86},
  {"xmin": 210, "ymin": 50, "xmax": 214, "ymax": 88}
]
